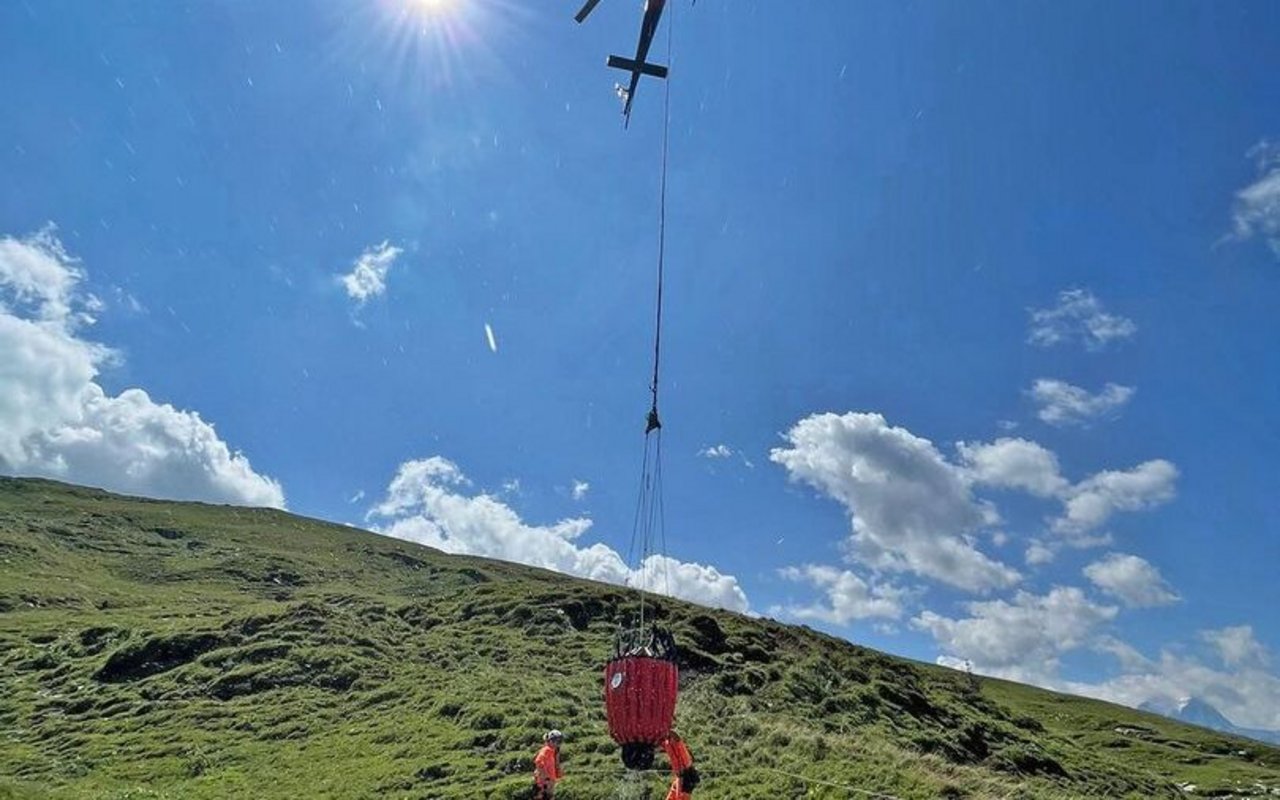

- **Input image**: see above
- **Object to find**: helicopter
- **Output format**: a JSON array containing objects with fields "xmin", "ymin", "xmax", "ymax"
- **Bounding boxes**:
[{"xmin": 575, "ymin": 0, "xmax": 682, "ymax": 125}]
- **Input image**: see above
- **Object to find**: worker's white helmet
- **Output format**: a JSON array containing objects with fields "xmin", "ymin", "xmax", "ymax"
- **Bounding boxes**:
[{"xmin": 546, "ymin": 729, "xmax": 563, "ymax": 742}]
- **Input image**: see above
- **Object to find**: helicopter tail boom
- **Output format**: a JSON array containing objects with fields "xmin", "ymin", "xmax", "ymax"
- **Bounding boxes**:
[{"xmin": 606, "ymin": 55, "xmax": 668, "ymax": 79}]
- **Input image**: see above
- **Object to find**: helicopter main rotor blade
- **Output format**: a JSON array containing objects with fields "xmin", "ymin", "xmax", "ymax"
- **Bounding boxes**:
[{"xmin": 574, "ymin": 0, "xmax": 604, "ymax": 23}]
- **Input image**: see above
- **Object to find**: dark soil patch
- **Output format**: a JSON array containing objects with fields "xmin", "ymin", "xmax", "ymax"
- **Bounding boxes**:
[{"xmin": 95, "ymin": 631, "xmax": 229, "ymax": 683}]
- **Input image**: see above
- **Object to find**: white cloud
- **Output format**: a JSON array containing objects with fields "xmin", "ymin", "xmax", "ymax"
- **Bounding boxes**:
[
  {"xmin": 1092, "ymin": 635, "xmax": 1155, "ymax": 673},
  {"xmin": 571, "ymin": 480, "xmax": 590, "ymax": 501},
  {"xmin": 484, "ymin": 322, "xmax": 498, "ymax": 353},
  {"xmin": 1083, "ymin": 553, "xmax": 1179, "ymax": 608},
  {"xmin": 935, "ymin": 655, "xmax": 973, "ymax": 673},
  {"xmin": 1025, "ymin": 540, "xmax": 1056, "ymax": 565},
  {"xmin": 0, "ymin": 309, "xmax": 108, "ymax": 467},
  {"xmin": 961, "ymin": 436, "xmax": 1176, "ymax": 540},
  {"xmin": 770, "ymin": 413, "xmax": 1019, "ymax": 593},
  {"xmin": 958, "ymin": 437, "xmax": 1070, "ymax": 498},
  {"xmin": 21, "ymin": 387, "xmax": 285, "ymax": 508},
  {"xmin": 1030, "ymin": 379, "xmax": 1135, "ymax": 427},
  {"xmin": 943, "ymin": 633, "xmax": 1280, "ymax": 732},
  {"xmin": 771, "ymin": 564, "xmax": 904, "ymax": 624},
  {"xmin": 919, "ymin": 577, "xmax": 1280, "ymax": 731},
  {"xmin": 922, "ymin": 588, "xmax": 1280, "ymax": 732},
  {"xmin": 698, "ymin": 443, "xmax": 754, "ymax": 469},
  {"xmin": 1202, "ymin": 625, "xmax": 1270, "ymax": 669},
  {"xmin": 1053, "ymin": 459, "xmax": 1177, "ymax": 535},
  {"xmin": 1067, "ymin": 532, "xmax": 1115, "ymax": 549},
  {"xmin": 774, "ymin": 415, "xmax": 1177, "ymax": 598},
  {"xmin": 0, "ymin": 226, "xmax": 85, "ymax": 323},
  {"xmin": 1028, "ymin": 289, "xmax": 1136, "ymax": 350},
  {"xmin": 913, "ymin": 587, "xmax": 1117, "ymax": 674},
  {"xmin": 1233, "ymin": 170, "xmax": 1280, "ymax": 248},
  {"xmin": 0, "ymin": 228, "xmax": 283, "ymax": 508},
  {"xmin": 640, "ymin": 555, "xmax": 750, "ymax": 614},
  {"xmin": 1070, "ymin": 634, "xmax": 1280, "ymax": 732},
  {"xmin": 1231, "ymin": 140, "xmax": 1280, "ymax": 257},
  {"xmin": 339, "ymin": 240, "xmax": 402, "ymax": 304},
  {"xmin": 369, "ymin": 457, "xmax": 749, "ymax": 613}
]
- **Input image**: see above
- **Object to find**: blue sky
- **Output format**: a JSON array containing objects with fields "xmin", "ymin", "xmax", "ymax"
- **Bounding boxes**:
[{"xmin": 3, "ymin": 0, "xmax": 1279, "ymax": 727}]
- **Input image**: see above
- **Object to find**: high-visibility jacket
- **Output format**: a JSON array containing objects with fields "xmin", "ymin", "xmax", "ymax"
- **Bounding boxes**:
[
  {"xmin": 533, "ymin": 744, "xmax": 562, "ymax": 787},
  {"xmin": 665, "ymin": 773, "xmax": 692, "ymax": 800},
  {"xmin": 662, "ymin": 736, "xmax": 695, "ymax": 800}
]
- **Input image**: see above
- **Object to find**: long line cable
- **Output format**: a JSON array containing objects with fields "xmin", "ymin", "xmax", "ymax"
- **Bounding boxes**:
[
  {"xmin": 627, "ymin": 3, "xmax": 677, "ymax": 631},
  {"xmin": 624, "ymin": 436, "xmax": 651, "ymax": 571},
  {"xmin": 646, "ymin": 4, "xmax": 675, "ymax": 432},
  {"xmin": 649, "ymin": 0, "xmax": 677, "ymax": 608}
]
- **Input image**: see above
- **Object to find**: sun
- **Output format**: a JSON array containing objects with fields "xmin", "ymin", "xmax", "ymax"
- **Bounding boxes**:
[
  {"xmin": 410, "ymin": 0, "xmax": 459, "ymax": 18},
  {"xmin": 338, "ymin": 0, "xmax": 514, "ymax": 95}
]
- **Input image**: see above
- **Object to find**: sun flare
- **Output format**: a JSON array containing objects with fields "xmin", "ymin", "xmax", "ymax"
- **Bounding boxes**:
[
  {"xmin": 337, "ymin": 0, "xmax": 515, "ymax": 95},
  {"xmin": 411, "ymin": 0, "xmax": 457, "ymax": 16}
]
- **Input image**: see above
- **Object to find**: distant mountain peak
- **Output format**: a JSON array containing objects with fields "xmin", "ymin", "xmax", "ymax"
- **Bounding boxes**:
[
  {"xmin": 1174, "ymin": 697, "xmax": 1235, "ymax": 728},
  {"xmin": 1141, "ymin": 695, "xmax": 1280, "ymax": 747}
]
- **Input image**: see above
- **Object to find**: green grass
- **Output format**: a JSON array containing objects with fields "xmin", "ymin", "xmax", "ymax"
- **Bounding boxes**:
[{"xmin": 1, "ymin": 477, "xmax": 1277, "ymax": 799}]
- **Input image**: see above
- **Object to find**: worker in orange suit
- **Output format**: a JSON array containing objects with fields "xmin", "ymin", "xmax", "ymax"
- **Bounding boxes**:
[
  {"xmin": 532, "ymin": 729, "xmax": 563, "ymax": 799},
  {"xmin": 661, "ymin": 731, "xmax": 700, "ymax": 800}
]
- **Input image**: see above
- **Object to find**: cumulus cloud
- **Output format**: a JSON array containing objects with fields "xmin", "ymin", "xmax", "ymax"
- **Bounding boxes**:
[
  {"xmin": 0, "ymin": 227, "xmax": 283, "ymax": 508},
  {"xmin": 369, "ymin": 457, "xmax": 749, "ymax": 613},
  {"xmin": 21, "ymin": 387, "xmax": 285, "ymax": 508},
  {"xmin": 0, "ymin": 227, "xmax": 87, "ymax": 323},
  {"xmin": 914, "ymin": 587, "xmax": 1118, "ymax": 676},
  {"xmin": 571, "ymin": 480, "xmax": 590, "ymax": 501},
  {"xmin": 771, "ymin": 564, "xmax": 904, "ymax": 624},
  {"xmin": 1202, "ymin": 625, "xmax": 1270, "ymax": 669},
  {"xmin": 640, "ymin": 555, "xmax": 750, "ymax": 615},
  {"xmin": 960, "ymin": 437, "xmax": 1176, "ymax": 539},
  {"xmin": 920, "ymin": 580, "xmax": 1279, "ymax": 731},
  {"xmin": 1025, "ymin": 540, "xmax": 1056, "ymax": 565},
  {"xmin": 770, "ymin": 413, "xmax": 1019, "ymax": 593},
  {"xmin": 698, "ymin": 443, "xmax": 754, "ymax": 469},
  {"xmin": 1028, "ymin": 289, "xmax": 1136, "ymax": 350},
  {"xmin": 1083, "ymin": 553, "xmax": 1178, "ymax": 608},
  {"xmin": 1053, "ymin": 460, "xmax": 1177, "ymax": 535},
  {"xmin": 773, "ymin": 413, "xmax": 1178, "ymax": 599},
  {"xmin": 1030, "ymin": 379, "xmax": 1135, "ymax": 427},
  {"xmin": 339, "ymin": 240, "xmax": 402, "ymax": 304},
  {"xmin": 1231, "ymin": 140, "xmax": 1280, "ymax": 257},
  {"xmin": 1093, "ymin": 635, "xmax": 1154, "ymax": 672},
  {"xmin": 958, "ymin": 437, "xmax": 1070, "ymax": 498},
  {"xmin": 1071, "ymin": 634, "xmax": 1280, "ymax": 732},
  {"xmin": 936, "ymin": 623, "xmax": 1280, "ymax": 731}
]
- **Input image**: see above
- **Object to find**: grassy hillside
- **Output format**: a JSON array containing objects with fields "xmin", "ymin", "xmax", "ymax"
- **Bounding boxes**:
[{"xmin": 1, "ymin": 478, "xmax": 1277, "ymax": 799}]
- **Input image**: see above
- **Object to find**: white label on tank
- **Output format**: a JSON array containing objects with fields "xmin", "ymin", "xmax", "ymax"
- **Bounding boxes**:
[{"xmin": 610, "ymin": 672, "xmax": 624, "ymax": 690}]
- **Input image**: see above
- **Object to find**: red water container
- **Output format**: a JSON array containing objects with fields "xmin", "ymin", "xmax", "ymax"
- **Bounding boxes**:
[{"xmin": 603, "ymin": 655, "xmax": 679, "ymax": 746}]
